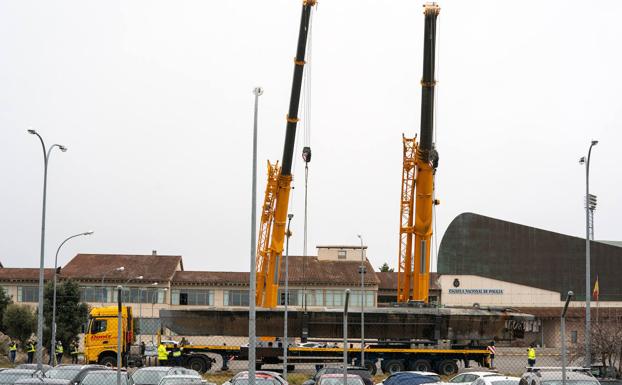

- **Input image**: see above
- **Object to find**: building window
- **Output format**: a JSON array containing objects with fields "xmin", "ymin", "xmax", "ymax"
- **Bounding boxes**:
[
  {"xmin": 171, "ymin": 289, "xmax": 214, "ymax": 306},
  {"xmin": 111, "ymin": 288, "xmax": 166, "ymax": 304},
  {"xmin": 17, "ymin": 286, "xmax": 38, "ymax": 302},
  {"xmin": 571, "ymin": 330, "xmax": 578, "ymax": 343},
  {"xmin": 224, "ymin": 290, "xmax": 249, "ymax": 306},
  {"xmin": 349, "ymin": 290, "xmax": 374, "ymax": 307},
  {"xmin": 325, "ymin": 290, "xmax": 344, "ymax": 307},
  {"xmin": 80, "ymin": 287, "xmax": 110, "ymax": 303},
  {"xmin": 279, "ymin": 289, "xmax": 300, "ymax": 306},
  {"xmin": 338, "ymin": 250, "xmax": 347, "ymax": 260}
]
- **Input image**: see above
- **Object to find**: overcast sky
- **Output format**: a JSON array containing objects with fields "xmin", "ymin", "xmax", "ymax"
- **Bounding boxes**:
[{"xmin": 1, "ymin": 0, "xmax": 620, "ymax": 274}]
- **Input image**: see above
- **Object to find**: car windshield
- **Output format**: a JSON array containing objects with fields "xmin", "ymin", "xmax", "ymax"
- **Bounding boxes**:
[
  {"xmin": 541, "ymin": 381, "xmax": 600, "ymax": 385},
  {"xmin": 0, "ymin": 373, "xmax": 35, "ymax": 385},
  {"xmin": 319, "ymin": 378, "xmax": 364, "ymax": 385},
  {"xmin": 133, "ymin": 370, "xmax": 168, "ymax": 385},
  {"xmin": 46, "ymin": 369, "xmax": 81, "ymax": 381},
  {"xmin": 233, "ymin": 379, "xmax": 281, "ymax": 385},
  {"xmin": 82, "ymin": 373, "xmax": 128, "ymax": 385},
  {"xmin": 160, "ymin": 378, "xmax": 202, "ymax": 385}
]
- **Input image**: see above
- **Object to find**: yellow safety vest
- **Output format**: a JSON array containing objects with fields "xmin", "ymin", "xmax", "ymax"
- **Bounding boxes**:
[
  {"xmin": 528, "ymin": 348, "xmax": 536, "ymax": 359},
  {"xmin": 173, "ymin": 350, "xmax": 181, "ymax": 357},
  {"xmin": 158, "ymin": 344, "xmax": 168, "ymax": 361},
  {"xmin": 9, "ymin": 343, "xmax": 17, "ymax": 352},
  {"xmin": 27, "ymin": 344, "xmax": 36, "ymax": 353},
  {"xmin": 56, "ymin": 345, "xmax": 64, "ymax": 354},
  {"xmin": 71, "ymin": 346, "xmax": 79, "ymax": 355}
]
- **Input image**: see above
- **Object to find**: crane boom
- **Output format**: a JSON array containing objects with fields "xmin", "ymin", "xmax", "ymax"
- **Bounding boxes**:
[
  {"xmin": 256, "ymin": 0, "xmax": 316, "ymax": 308},
  {"xmin": 397, "ymin": 3, "xmax": 440, "ymax": 303}
]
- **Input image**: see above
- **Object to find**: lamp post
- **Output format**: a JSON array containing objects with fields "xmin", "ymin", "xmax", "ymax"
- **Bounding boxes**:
[
  {"xmin": 579, "ymin": 139, "xmax": 598, "ymax": 367},
  {"xmin": 562, "ymin": 291, "xmax": 574, "ymax": 385},
  {"xmin": 101, "ymin": 267, "xmax": 125, "ymax": 306},
  {"xmin": 27, "ymin": 129, "xmax": 67, "ymax": 370},
  {"xmin": 249, "ymin": 86, "xmax": 263, "ymax": 384},
  {"xmin": 50, "ymin": 230, "xmax": 94, "ymax": 365},
  {"xmin": 357, "ymin": 234, "xmax": 365, "ymax": 365}
]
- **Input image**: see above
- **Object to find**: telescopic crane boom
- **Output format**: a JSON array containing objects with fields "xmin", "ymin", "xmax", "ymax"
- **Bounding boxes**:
[
  {"xmin": 256, "ymin": 0, "xmax": 316, "ymax": 308},
  {"xmin": 397, "ymin": 3, "xmax": 440, "ymax": 303}
]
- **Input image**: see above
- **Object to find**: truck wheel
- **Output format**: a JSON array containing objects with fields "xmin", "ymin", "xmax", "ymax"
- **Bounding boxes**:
[
  {"xmin": 437, "ymin": 360, "xmax": 459, "ymax": 376},
  {"xmin": 384, "ymin": 360, "xmax": 405, "ymax": 374},
  {"xmin": 187, "ymin": 356, "xmax": 211, "ymax": 373},
  {"xmin": 409, "ymin": 359, "xmax": 432, "ymax": 372},
  {"xmin": 364, "ymin": 360, "xmax": 377, "ymax": 375},
  {"xmin": 99, "ymin": 355, "xmax": 117, "ymax": 368}
]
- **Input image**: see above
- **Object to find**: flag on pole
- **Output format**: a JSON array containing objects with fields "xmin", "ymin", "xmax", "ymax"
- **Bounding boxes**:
[{"xmin": 593, "ymin": 276, "xmax": 600, "ymax": 301}]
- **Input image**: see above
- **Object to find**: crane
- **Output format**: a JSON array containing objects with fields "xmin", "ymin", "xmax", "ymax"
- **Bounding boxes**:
[
  {"xmin": 256, "ymin": 0, "xmax": 316, "ymax": 308},
  {"xmin": 397, "ymin": 3, "xmax": 440, "ymax": 304}
]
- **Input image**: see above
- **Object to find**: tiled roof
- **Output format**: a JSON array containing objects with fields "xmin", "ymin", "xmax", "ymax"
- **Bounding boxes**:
[
  {"xmin": 0, "ymin": 268, "xmax": 55, "ymax": 282},
  {"xmin": 61, "ymin": 254, "xmax": 183, "ymax": 282},
  {"xmin": 173, "ymin": 256, "xmax": 379, "ymax": 286},
  {"xmin": 377, "ymin": 272, "xmax": 440, "ymax": 291}
]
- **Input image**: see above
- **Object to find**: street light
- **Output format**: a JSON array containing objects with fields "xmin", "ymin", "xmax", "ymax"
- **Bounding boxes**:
[
  {"xmin": 101, "ymin": 267, "xmax": 125, "ymax": 306},
  {"xmin": 28, "ymin": 129, "xmax": 67, "ymax": 370},
  {"xmin": 579, "ymin": 139, "xmax": 598, "ymax": 367},
  {"xmin": 50, "ymin": 230, "xmax": 94, "ymax": 365},
  {"xmin": 357, "ymin": 234, "xmax": 365, "ymax": 366}
]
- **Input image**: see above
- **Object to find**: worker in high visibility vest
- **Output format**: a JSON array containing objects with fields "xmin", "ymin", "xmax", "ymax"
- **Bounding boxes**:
[
  {"xmin": 487, "ymin": 341, "xmax": 496, "ymax": 369},
  {"xmin": 55, "ymin": 341, "xmax": 64, "ymax": 364},
  {"xmin": 26, "ymin": 339, "xmax": 36, "ymax": 364},
  {"xmin": 527, "ymin": 344, "xmax": 536, "ymax": 368},
  {"xmin": 8, "ymin": 340, "xmax": 17, "ymax": 364},
  {"xmin": 70, "ymin": 341, "xmax": 80, "ymax": 364},
  {"xmin": 172, "ymin": 344, "xmax": 182, "ymax": 366},
  {"xmin": 158, "ymin": 342, "xmax": 169, "ymax": 366}
]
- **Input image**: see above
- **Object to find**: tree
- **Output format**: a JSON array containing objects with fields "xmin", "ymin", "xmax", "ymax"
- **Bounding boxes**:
[
  {"xmin": 3, "ymin": 304, "xmax": 36, "ymax": 343},
  {"xmin": 0, "ymin": 287, "xmax": 14, "ymax": 332},
  {"xmin": 379, "ymin": 262, "xmax": 394, "ymax": 272},
  {"xmin": 43, "ymin": 279, "xmax": 89, "ymax": 348}
]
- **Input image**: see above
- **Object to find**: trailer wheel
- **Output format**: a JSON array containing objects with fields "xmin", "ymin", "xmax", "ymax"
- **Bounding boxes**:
[
  {"xmin": 409, "ymin": 359, "xmax": 432, "ymax": 372},
  {"xmin": 363, "ymin": 360, "xmax": 377, "ymax": 375},
  {"xmin": 187, "ymin": 356, "xmax": 211, "ymax": 373},
  {"xmin": 384, "ymin": 360, "xmax": 405, "ymax": 374},
  {"xmin": 437, "ymin": 360, "xmax": 458, "ymax": 376}
]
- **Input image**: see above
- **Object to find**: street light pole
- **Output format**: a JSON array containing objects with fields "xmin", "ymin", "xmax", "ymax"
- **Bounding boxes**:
[
  {"xmin": 50, "ymin": 230, "xmax": 94, "ymax": 365},
  {"xmin": 357, "ymin": 234, "xmax": 365, "ymax": 366},
  {"xmin": 28, "ymin": 129, "xmax": 67, "ymax": 370},
  {"xmin": 249, "ymin": 86, "xmax": 263, "ymax": 383},
  {"xmin": 580, "ymin": 140, "xmax": 598, "ymax": 367},
  {"xmin": 562, "ymin": 291, "xmax": 574, "ymax": 385}
]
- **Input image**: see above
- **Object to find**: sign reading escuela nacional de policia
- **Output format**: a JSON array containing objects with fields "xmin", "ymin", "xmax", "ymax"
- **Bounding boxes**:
[{"xmin": 448, "ymin": 288, "xmax": 504, "ymax": 295}]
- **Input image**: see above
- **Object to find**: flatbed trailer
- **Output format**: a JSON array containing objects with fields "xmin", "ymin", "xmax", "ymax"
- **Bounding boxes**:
[{"xmin": 167, "ymin": 343, "xmax": 490, "ymax": 375}]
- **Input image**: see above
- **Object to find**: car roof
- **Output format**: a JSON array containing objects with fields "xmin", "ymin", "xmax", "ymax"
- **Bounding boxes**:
[
  {"xmin": 2, "ymin": 369, "xmax": 38, "ymax": 373},
  {"xmin": 135, "ymin": 367, "xmax": 175, "ymax": 372},
  {"xmin": 481, "ymin": 376, "xmax": 521, "ymax": 382},
  {"xmin": 459, "ymin": 372, "xmax": 500, "ymax": 377},
  {"xmin": 535, "ymin": 372, "xmax": 595, "ymax": 381},
  {"xmin": 320, "ymin": 374, "xmax": 362, "ymax": 378},
  {"xmin": 161, "ymin": 375, "xmax": 201, "ymax": 379},
  {"xmin": 15, "ymin": 379, "xmax": 71, "ymax": 385},
  {"xmin": 84, "ymin": 370, "xmax": 126, "ymax": 375}
]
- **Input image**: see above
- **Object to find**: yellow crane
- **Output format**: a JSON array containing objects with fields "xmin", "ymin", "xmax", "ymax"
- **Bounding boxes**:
[
  {"xmin": 256, "ymin": 0, "xmax": 317, "ymax": 308},
  {"xmin": 397, "ymin": 3, "xmax": 440, "ymax": 303}
]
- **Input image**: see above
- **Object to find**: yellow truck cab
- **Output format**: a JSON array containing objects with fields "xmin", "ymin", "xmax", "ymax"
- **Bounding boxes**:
[{"xmin": 84, "ymin": 306, "xmax": 135, "ymax": 367}]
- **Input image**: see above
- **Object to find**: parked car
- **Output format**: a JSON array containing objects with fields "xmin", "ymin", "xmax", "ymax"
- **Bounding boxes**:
[
  {"xmin": 158, "ymin": 375, "xmax": 204, "ymax": 385},
  {"xmin": 15, "ymin": 378, "xmax": 72, "ymax": 385},
  {"xmin": 377, "ymin": 372, "xmax": 441, "ymax": 385},
  {"xmin": 45, "ymin": 365, "xmax": 110, "ymax": 384},
  {"xmin": 230, "ymin": 373, "xmax": 287, "ymax": 385},
  {"xmin": 474, "ymin": 376, "xmax": 520, "ymax": 385},
  {"xmin": 445, "ymin": 371, "xmax": 501, "ymax": 385},
  {"xmin": 80, "ymin": 370, "xmax": 131, "ymax": 385},
  {"xmin": 317, "ymin": 374, "xmax": 366, "ymax": 385},
  {"xmin": 0, "ymin": 369, "xmax": 41, "ymax": 385},
  {"xmin": 304, "ymin": 366, "xmax": 372, "ymax": 385},
  {"xmin": 16, "ymin": 364, "xmax": 52, "ymax": 373},
  {"xmin": 223, "ymin": 371, "xmax": 286, "ymax": 385},
  {"xmin": 520, "ymin": 369, "xmax": 600, "ymax": 385},
  {"xmin": 132, "ymin": 367, "xmax": 200, "ymax": 385}
]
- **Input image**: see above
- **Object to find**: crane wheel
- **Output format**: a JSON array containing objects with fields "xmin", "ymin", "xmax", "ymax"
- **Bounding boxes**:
[
  {"xmin": 384, "ymin": 360, "xmax": 405, "ymax": 374},
  {"xmin": 409, "ymin": 359, "xmax": 432, "ymax": 372},
  {"xmin": 437, "ymin": 360, "xmax": 459, "ymax": 376}
]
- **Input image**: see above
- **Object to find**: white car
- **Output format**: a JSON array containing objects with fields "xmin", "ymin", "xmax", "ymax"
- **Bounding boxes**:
[
  {"xmin": 158, "ymin": 375, "xmax": 205, "ymax": 385},
  {"xmin": 445, "ymin": 371, "xmax": 500, "ymax": 385},
  {"xmin": 472, "ymin": 375, "xmax": 521, "ymax": 385}
]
